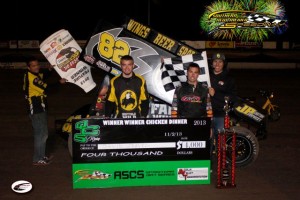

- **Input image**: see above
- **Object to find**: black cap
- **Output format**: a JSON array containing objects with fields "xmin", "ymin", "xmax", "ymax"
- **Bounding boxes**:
[{"xmin": 211, "ymin": 53, "xmax": 226, "ymax": 61}]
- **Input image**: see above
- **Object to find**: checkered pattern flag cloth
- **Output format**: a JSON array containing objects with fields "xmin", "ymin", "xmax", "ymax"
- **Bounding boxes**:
[
  {"xmin": 245, "ymin": 13, "xmax": 286, "ymax": 27},
  {"xmin": 161, "ymin": 52, "xmax": 210, "ymax": 92}
]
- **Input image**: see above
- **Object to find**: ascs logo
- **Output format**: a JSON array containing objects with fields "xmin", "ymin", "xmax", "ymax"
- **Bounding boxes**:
[
  {"xmin": 114, "ymin": 170, "xmax": 144, "ymax": 179},
  {"xmin": 11, "ymin": 180, "xmax": 32, "ymax": 194}
]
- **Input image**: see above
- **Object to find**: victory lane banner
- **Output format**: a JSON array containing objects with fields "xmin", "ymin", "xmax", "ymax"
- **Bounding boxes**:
[{"xmin": 72, "ymin": 118, "xmax": 211, "ymax": 188}]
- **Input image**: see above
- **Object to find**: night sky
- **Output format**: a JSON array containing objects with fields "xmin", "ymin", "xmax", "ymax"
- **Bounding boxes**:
[{"xmin": 0, "ymin": 0, "xmax": 298, "ymax": 42}]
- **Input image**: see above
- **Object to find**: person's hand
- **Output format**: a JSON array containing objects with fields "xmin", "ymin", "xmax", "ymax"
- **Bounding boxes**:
[{"xmin": 59, "ymin": 78, "xmax": 67, "ymax": 84}]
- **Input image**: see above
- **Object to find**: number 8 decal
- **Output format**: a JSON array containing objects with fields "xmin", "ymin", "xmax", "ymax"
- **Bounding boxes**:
[{"xmin": 98, "ymin": 32, "xmax": 130, "ymax": 65}]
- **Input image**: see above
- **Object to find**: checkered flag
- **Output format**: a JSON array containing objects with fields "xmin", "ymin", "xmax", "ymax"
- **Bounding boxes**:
[
  {"xmin": 245, "ymin": 13, "xmax": 286, "ymax": 28},
  {"xmin": 161, "ymin": 52, "xmax": 210, "ymax": 92}
]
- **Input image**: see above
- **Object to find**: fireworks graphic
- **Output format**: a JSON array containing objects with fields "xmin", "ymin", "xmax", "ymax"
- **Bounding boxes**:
[{"xmin": 200, "ymin": 0, "xmax": 288, "ymax": 42}]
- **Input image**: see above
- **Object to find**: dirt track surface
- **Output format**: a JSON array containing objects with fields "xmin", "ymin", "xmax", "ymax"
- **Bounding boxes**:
[{"xmin": 1, "ymin": 68, "xmax": 300, "ymax": 200}]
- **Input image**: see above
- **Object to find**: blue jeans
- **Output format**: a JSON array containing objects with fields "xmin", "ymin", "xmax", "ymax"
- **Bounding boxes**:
[
  {"xmin": 212, "ymin": 116, "xmax": 225, "ymax": 139},
  {"xmin": 29, "ymin": 112, "xmax": 48, "ymax": 162},
  {"xmin": 210, "ymin": 116, "xmax": 225, "ymax": 156}
]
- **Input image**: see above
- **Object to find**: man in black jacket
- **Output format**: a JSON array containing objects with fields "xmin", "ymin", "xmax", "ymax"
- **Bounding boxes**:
[
  {"xmin": 171, "ymin": 62, "xmax": 208, "ymax": 118},
  {"xmin": 208, "ymin": 53, "xmax": 237, "ymax": 139}
]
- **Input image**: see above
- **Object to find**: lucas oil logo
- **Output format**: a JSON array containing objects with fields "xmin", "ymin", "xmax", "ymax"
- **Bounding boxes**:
[
  {"xmin": 56, "ymin": 47, "xmax": 80, "ymax": 72},
  {"xmin": 120, "ymin": 90, "xmax": 137, "ymax": 111}
]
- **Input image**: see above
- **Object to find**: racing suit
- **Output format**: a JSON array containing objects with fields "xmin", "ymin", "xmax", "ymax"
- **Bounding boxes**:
[
  {"xmin": 105, "ymin": 73, "xmax": 149, "ymax": 118},
  {"xmin": 171, "ymin": 82, "xmax": 208, "ymax": 118},
  {"xmin": 23, "ymin": 69, "xmax": 52, "ymax": 162},
  {"xmin": 23, "ymin": 70, "xmax": 50, "ymax": 114}
]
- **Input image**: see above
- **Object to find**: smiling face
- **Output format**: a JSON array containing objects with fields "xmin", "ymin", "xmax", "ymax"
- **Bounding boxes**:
[
  {"xmin": 187, "ymin": 66, "xmax": 200, "ymax": 86},
  {"xmin": 121, "ymin": 59, "xmax": 134, "ymax": 78},
  {"xmin": 212, "ymin": 59, "xmax": 224, "ymax": 74}
]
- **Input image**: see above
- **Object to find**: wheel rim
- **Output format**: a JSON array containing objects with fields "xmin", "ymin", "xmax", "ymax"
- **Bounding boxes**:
[{"xmin": 226, "ymin": 135, "xmax": 253, "ymax": 164}]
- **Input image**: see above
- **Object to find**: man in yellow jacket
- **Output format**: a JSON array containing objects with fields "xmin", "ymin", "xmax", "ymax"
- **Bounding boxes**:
[{"xmin": 23, "ymin": 56, "xmax": 65, "ymax": 166}]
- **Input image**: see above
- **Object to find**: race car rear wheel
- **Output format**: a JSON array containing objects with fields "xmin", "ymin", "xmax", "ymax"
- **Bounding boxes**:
[{"xmin": 226, "ymin": 126, "xmax": 259, "ymax": 167}]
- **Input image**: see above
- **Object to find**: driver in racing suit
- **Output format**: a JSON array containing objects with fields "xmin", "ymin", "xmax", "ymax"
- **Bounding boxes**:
[
  {"xmin": 171, "ymin": 62, "xmax": 209, "ymax": 118},
  {"xmin": 105, "ymin": 55, "xmax": 149, "ymax": 118}
]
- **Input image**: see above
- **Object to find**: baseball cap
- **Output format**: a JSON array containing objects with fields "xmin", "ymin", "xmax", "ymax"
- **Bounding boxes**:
[{"xmin": 211, "ymin": 53, "xmax": 226, "ymax": 61}]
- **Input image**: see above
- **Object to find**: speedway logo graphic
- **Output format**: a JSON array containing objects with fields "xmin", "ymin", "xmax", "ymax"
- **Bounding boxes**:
[
  {"xmin": 56, "ymin": 47, "xmax": 80, "ymax": 72},
  {"xmin": 177, "ymin": 168, "xmax": 209, "ymax": 181},
  {"xmin": 74, "ymin": 120, "xmax": 100, "ymax": 143},
  {"xmin": 207, "ymin": 10, "xmax": 286, "ymax": 29},
  {"xmin": 74, "ymin": 170, "xmax": 111, "ymax": 182},
  {"xmin": 11, "ymin": 180, "xmax": 33, "ymax": 194},
  {"xmin": 200, "ymin": 0, "xmax": 288, "ymax": 41}
]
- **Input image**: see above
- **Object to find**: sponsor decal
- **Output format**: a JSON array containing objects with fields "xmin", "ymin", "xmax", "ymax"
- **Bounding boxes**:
[
  {"xmin": 200, "ymin": 1, "xmax": 288, "ymax": 42},
  {"xmin": 83, "ymin": 55, "xmax": 96, "ymax": 65},
  {"xmin": 120, "ymin": 90, "xmax": 137, "ymax": 111},
  {"xmin": 235, "ymin": 104, "xmax": 265, "ymax": 122},
  {"xmin": 62, "ymin": 115, "xmax": 82, "ymax": 134},
  {"xmin": 124, "ymin": 18, "xmax": 197, "ymax": 56},
  {"xmin": 11, "ymin": 180, "xmax": 32, "ymax": 194},
  {"xmin": 56, "ymin": 47, "xmax": 80, "ymax": 72},
  {"xmin": 75, "ymin": 170, "xmax": 111, "ymax": 182},
  {"xmin": 205, "ymin": 41, "xmax": 234, "ymax": 49},
  {"xmin": 181, "ymin": 95, "xmax": 201, "ymax": 103},
  {"xmin": 114, "ymin": 170, "xmax": 144, "ymax": 179},
  {"xmin": 74, "ymin": 120, "xmax": 100, "ymax": 143},
  {"xmin": 149, "ymin": 102, "xmax": 171, "ymax": 118},
  {"xmin": 86, "ymin": 28, "xmax": 156, "ymax": 76},
  {"xmin": 177, "ymin": 168, "xmax": 208, "ymax": 180}
]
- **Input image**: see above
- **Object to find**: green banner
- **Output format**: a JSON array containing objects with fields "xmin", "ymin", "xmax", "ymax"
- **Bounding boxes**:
[{"xmin": 73, "ymin": 160, "xmax": 210, "ymax": 188}]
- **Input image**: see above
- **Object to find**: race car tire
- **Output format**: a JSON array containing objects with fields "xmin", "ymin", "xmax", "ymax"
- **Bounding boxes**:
[{"xmin": 226, "ymin": 126, "xmax": 259, "ymax": 168}]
